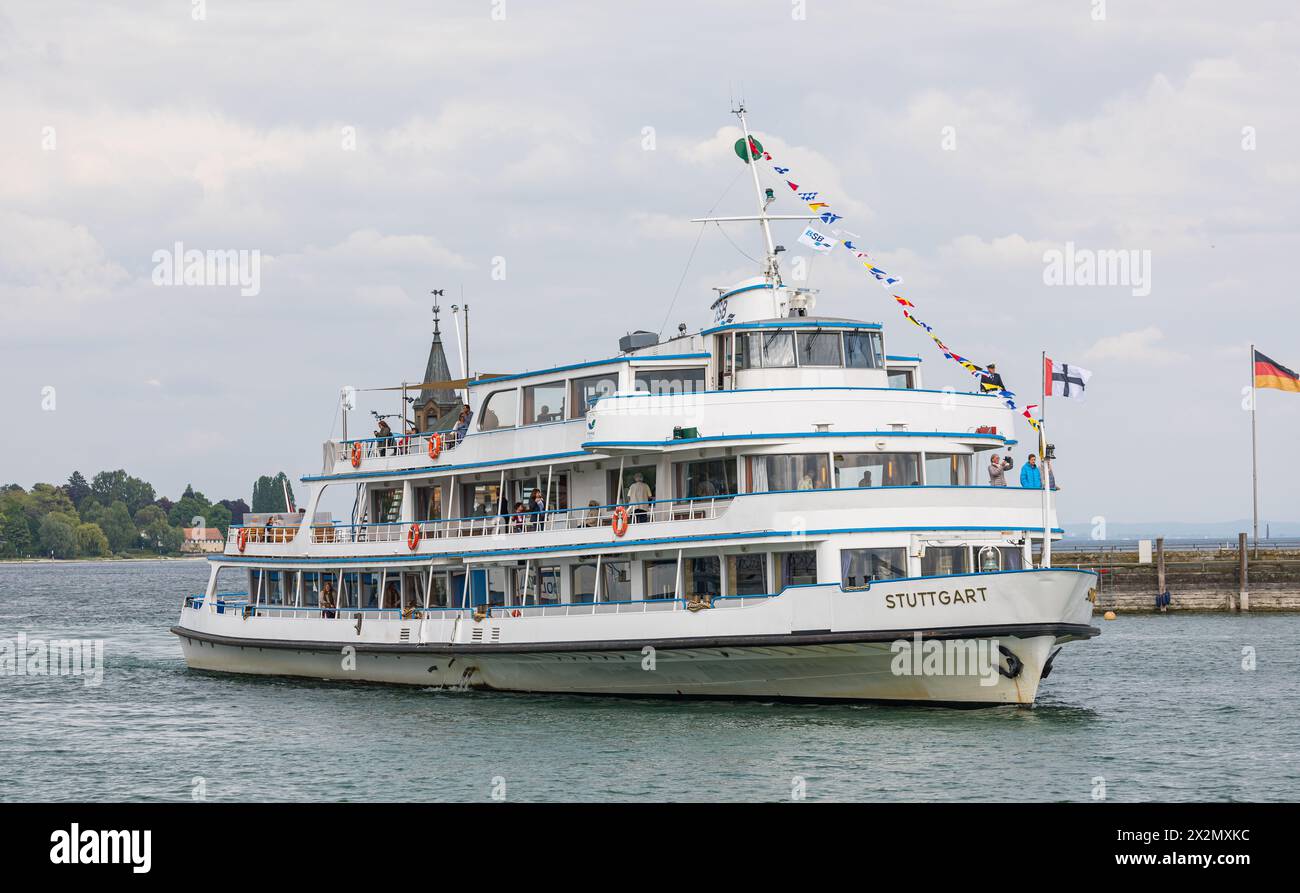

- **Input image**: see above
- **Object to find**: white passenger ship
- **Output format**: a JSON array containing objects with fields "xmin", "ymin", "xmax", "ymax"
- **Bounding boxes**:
[{"xmin": 173, "ymin": 110, "xmax": 1098, "ymax": 705}]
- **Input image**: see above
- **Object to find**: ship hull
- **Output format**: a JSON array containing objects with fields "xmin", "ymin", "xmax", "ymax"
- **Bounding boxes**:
[
  {"xmin": 175, "ymin": 627, "xmax": 1077, "ymax": 705},
  {"xmin": 173, "ymin": 567, "xmax": 1098, "ymax": 706}
]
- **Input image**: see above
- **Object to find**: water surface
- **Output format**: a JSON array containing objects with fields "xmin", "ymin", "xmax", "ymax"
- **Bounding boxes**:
[{"xmin": 1, "ymin": 560, "xmax": 1296, "ymax": 802}]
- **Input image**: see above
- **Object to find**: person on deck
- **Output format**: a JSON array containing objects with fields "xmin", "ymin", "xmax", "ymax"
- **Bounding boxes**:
[
  {"xmin": 528, "ymin": 488, "xmax": 546, "ymax": 531},
  {"xmin": 988, "ymin": 454, "xmax": 1012, "ymax": 487},
  {"xmin": 451, "ymin": 404, "xmax": 473, "ymax": 446},
  {"xmin": 980, "ymin": 363, "xmax": 1005, "ymax": 393},
  {"xmin": 375, "ymin": 419, "xmax": 394, "ymax": 456},
  {"xmin": 1020, "ymin": 454, "xmax": 1042, "ymax": 489},
  {"xmin": 626, "ymin": 473, "xmax": 653, "ymax": 523},
  {"xmin": 320, "ymin": 580, "xmax": 337, "ymax": 619}
]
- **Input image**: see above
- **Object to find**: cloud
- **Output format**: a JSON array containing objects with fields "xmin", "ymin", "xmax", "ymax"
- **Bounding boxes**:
[{"xmin": 1084, "ymin": 327, "xmax": 1188, "ymax": 365}]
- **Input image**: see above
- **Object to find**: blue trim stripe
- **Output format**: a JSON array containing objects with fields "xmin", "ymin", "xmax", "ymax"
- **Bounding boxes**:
[
  {"xmin": 886, "ymin": 355, "xmax": 923, "ymax": 363},
  {"xmin": 717, "ymin": 282, "xmax": 774, "ymax": 302}
]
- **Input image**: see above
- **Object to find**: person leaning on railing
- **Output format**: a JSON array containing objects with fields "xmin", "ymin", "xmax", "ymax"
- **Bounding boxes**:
[{"xmin": 450, "ymin": 404, "xmax": 472, "ymax": 447}]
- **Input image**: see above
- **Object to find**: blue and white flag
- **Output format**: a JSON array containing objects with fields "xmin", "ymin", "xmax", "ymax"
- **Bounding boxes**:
[{"xmin": 798, "ymin": 227, "xmax": 835, "ymax": 253}]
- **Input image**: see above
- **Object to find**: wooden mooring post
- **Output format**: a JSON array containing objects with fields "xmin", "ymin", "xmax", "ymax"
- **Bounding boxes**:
[{"xmin": 1238, "ymin": 532, "xmax": 1250, "ymax": 612}]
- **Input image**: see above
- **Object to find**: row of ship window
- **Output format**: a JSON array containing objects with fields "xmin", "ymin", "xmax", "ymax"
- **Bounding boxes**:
[
  {"xmin": 236, "ymin": 544, "xmax": 1022, "ymax": 610},
  {"xmin": 477, "ymin": 331, "xmax": 906, "ymax": 432},
  {"xmin": 387, "ymin": 451, "xmax": 979, "ymax": 524}
]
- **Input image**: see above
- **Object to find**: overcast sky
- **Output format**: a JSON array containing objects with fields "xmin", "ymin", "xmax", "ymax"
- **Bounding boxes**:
[{"xmin": 2, "ymin": 1, "xmax": 1297, "ymax": 526}]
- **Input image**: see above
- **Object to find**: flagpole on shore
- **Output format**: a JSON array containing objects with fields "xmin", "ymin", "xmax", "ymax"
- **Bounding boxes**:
[
  {"xmin": 1251, "ymin": 342, "xmax": 1259, "ymax": 558},
  {"xmin": 1041, "ymin": 349, "xmax": 1051, "ymax": 568}
]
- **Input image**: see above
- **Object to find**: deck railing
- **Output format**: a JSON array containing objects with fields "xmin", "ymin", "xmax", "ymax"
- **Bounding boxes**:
[
  {"xmin": 228, "ymin": 496, "xmax": 733, "ymax": 549},
  {"xmin": 333, "ymin": 430, "xmax": 464, "ymax": 464},
  {"xmin": 186, "ymin": 591, "xmax": 781, "ymax": 619}
]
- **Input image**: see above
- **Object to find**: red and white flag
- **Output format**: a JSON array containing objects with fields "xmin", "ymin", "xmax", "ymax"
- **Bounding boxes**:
[{"xmin": 1045, "ymin": 357, "xmax": 1091, "ymax": 401}]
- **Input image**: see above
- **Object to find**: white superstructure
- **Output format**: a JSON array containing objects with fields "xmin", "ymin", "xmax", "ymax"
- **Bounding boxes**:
[{"xmin": 173, "ymin": 108, "xmax": 1097, "ymax": 705}]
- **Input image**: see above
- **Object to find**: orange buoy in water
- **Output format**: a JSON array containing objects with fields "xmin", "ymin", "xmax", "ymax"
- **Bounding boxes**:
[{"xmin": 1103, "ymin": 610, "xmax": 1117, "ymax": 621}]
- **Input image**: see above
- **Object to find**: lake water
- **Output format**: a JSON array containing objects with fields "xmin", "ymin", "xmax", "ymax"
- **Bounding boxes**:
[{"xmin": 1, "ymin": 559, "xmax": 1298, "ymax": 802}]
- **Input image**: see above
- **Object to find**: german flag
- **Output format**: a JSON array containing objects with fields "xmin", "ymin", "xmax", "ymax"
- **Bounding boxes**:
[{"xmin": 1255, "ymin": 349, "xmax": 1300, "ymax": 393}]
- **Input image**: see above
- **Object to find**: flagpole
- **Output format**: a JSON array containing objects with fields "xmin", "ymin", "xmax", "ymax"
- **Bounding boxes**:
[
  {"xmin": 1041, "ymin": 350, "xmax": 1051, "ymax": 568},
  {"xmin": 1251, "ymin": 342, "xmax": 1259, "ymax": 558}
]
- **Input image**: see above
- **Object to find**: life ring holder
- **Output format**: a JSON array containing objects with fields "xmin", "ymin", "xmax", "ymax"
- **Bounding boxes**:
[
  {"xmin": 237, "ymin": 527, "xmax": 249, "ymax": 553},
  {"xmin": 350, "ymin": 442, "xmax": 362, "ymax": 468},
  {"xmin": 611, "ymin": 505, "xmax": 630, "ymax": 537},
  {"xmin": 407, "ymin": 523, "xmax": 422, "ymax": 551},
  {"xmin": 428, "ymin": 432, "xmax": 444, "ymax": 460}
]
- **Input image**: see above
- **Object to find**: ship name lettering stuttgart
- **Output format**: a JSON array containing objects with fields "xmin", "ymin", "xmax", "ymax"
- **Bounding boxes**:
[{"xmin": 885, "ymin": 587, "xmax": 988, "ymax": 609}]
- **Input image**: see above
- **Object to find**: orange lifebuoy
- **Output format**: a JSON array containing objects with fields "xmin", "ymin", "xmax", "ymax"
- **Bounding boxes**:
[
  {"xmin": 407, "ymin": 523, "xmax": 422, "ymax": 551},
  {"xmin": 428, "ymin": 432, "xmax": 444, "ymax": 460},
  {"xmin": 350, "ymin": 442, "xmax": 362, "ymax": 468},
  {"xmin": 237, "ymin": 527, "xmax": 249, "ymax": 553},
  {"xmin": 511, "ymin": 609, "xmax": 521, "ymax": 618},
  {"xmin": 612, "ymin": 505, "xmax": 630, "ymax": 537}
]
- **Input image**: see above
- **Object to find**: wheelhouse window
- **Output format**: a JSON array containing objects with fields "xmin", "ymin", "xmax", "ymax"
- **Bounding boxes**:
[
  {"xmin": 924, "ymin": 453, "xmax": 972, "ymax": 486},
  {"xmin": 478, "ymin": 388, "xmax": 518, "ymax": 430},
  {"xmin": 748, "ymin": 453, "xmax": 830, "ymax": 492},
  {"xmin": 634, "ymin": 368, "xmax": 705, "ymax": 395},
  {"xmin": 522, "ymin": 381, "xmax": 565, "ymax": 424},
  {"xmin": 570, "ymin": 372, "xmax": 619, "ymax": 417},
  {"xmin": 844, "ymin": 332, "xmax": 884, "ymax": 369},
  {"xmin": 738, "ymin": 331, "xmax": 796, "ymax": 369},
  {"xmin": 726, "ymin": 554, "xmax": 768, "ymax": 595},
  {"xmin": 834, "ymin": 452, "xmax": 921, "ymax": 488},
  {"xmin": 796, "ymin": 331, "xmax": 842, "ymax": 367},
  {"xmin": 921, "ymin": 546, "xmax": 969, "ymax": 577},
  {"xmin": 675, "ymin": 458, "xmax": 737, "ymax": 498},
  {"xmin": 775, "ymin": 550, "xmax": 818, "ymax": 589},
  {"xmin": 841, "ymin": 548, "xmax": 908, "ymax": 589}
]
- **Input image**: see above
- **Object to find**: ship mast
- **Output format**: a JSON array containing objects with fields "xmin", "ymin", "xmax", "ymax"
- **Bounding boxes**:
[
  {"xmin": 692, "ymin": 103, "xmax": 815, "ymax": 287},
  {"xmin": 734, "ymin": 103, "xmax": 780, "ymax": 283}
]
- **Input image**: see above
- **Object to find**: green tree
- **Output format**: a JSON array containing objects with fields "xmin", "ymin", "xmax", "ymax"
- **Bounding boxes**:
[
  {"xmin": 28, "ymin": 483, "xmax": 77, "ymax": 523},
  {"xmin": 143, "ymin": 519, "xmax": 184, "ymax": 553},
  {"xmin": 76, "ymin": 523, "xmax": 110, "ymax": 557},
  {"xmin": 65, "ymin": 471, "xmax": 91, "ymax": 508},
  {"xmin": 252, "ymin": 473, "xmax": 295, "ymax": 513},
  {"xmin": 207, "ymin": 502, "xmax": 232, "ymax": 536},
  {"xmin": 0, "ymin": 506, "xmax": 34, "ymax": 557},
  {"xmin": 38, "ymin": 513, "xmax": 79, "ymax": 558},
  {"xmin": 133, "ymin": 504, "xmax": 166, "ymax": 528},
  {"xmin": 168, "ymin": 486, "xmax": 213, "ymax": 529},
  {"xmin": 99, "ymin": 501, "xmax": 137, "ymax": 552},
  {"xmin": 90, "ymin": 470, "xmax": 156, "ymax": 515}
]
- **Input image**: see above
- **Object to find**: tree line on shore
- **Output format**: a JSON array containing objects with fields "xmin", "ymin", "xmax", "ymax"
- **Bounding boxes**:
[{"xmin": 0, "ymin": 470, "xmax": 295, "ymax": 559}]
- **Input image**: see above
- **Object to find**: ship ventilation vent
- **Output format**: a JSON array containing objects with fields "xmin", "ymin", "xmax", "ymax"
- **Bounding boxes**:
[
  {"xmin": 491, "ymin": 627, "xmax": 501, "ymax": 642},
  {"xmin": 471, "ymin": 628, "xmax": 484, "ymax": 642},
  {"xmin": 399, "ymin": 628, "xmax": 411, "ymax": 642},
  {"xmin": 619, "ymin": 330, "xmax": 658, "ymax": 353}
]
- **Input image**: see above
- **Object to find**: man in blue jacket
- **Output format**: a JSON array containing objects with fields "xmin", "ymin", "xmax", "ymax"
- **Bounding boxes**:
[{"xmin": 1020, "ymin": 453, "xmax": 1043, "ymax": 489}]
